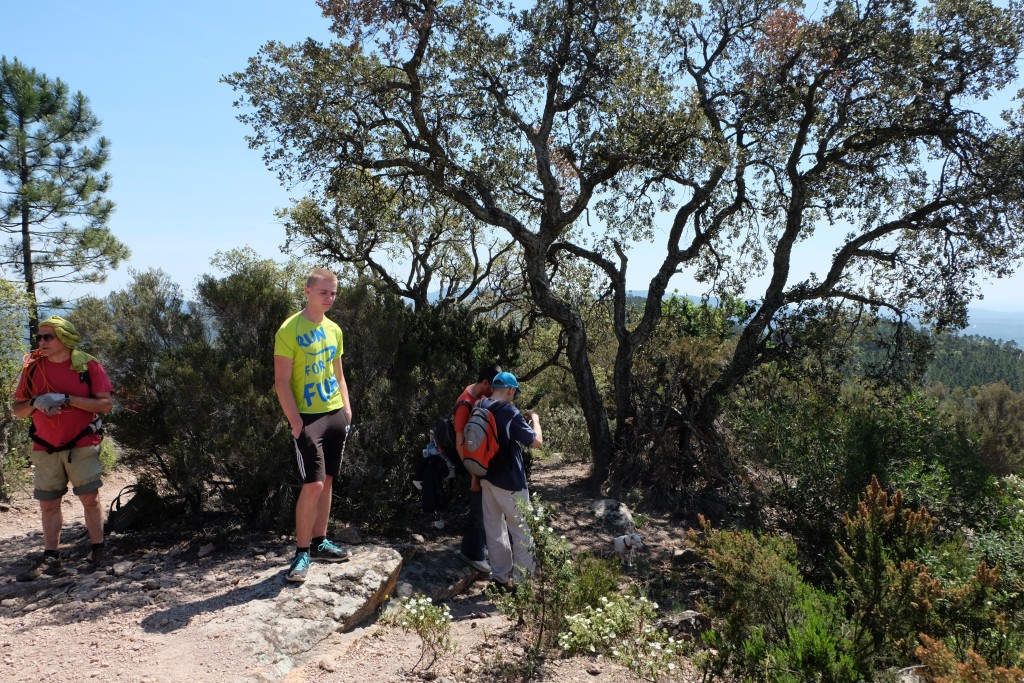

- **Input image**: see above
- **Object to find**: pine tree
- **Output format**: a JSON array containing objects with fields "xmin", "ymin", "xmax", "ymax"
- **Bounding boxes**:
[{"xmin": 0, "ymin": 56, "xmax": 129, "ymax": 341}]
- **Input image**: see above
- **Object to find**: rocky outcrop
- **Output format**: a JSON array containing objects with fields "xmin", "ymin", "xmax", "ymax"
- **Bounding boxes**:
[
  {"xmin": 589, "ymin": 499, "xmax": 635, "ymax": 533},
  {"xmin": 150, "ymin": 545, "xmax": 403, "ymax": 680}
]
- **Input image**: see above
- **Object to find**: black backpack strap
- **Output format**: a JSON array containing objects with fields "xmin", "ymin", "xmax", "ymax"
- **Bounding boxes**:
[{"xmin": 29, "ymin": 414, "xmax": 104, "ymax": 456}]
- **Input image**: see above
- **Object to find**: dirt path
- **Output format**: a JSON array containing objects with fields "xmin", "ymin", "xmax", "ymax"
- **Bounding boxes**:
[{"xmin": 1, "ymin": 458, "xmax": 696, "ymax": 682}]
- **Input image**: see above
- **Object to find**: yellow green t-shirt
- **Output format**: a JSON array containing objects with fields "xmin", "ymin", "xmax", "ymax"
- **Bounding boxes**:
[{"xmin": 273, "ymin": 312, "xmax": 345, "ymax": 414}]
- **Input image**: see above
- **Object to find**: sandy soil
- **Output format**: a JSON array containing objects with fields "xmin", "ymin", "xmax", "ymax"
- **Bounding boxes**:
[{"xmin": 0, "ymin": 459, "xmax": 698, "ymax": 683}]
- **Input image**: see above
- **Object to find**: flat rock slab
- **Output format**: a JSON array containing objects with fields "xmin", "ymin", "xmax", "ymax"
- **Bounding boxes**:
[
  {"xmin": 390, "ymin": 539, "xmax": 486, "ymax": 605},
  {"xmin": 137, "ymin": 545, "xmax": 403, "ymax": 681}
]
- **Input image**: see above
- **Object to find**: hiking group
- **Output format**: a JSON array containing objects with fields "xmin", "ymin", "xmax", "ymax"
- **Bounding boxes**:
[
  {"xmin": 446, "ymin": 364, "xmax": 543, "ymax": 590},
  {"xmin": 11, "ymin": 267, "xmax": 543, "ymax": 592}
]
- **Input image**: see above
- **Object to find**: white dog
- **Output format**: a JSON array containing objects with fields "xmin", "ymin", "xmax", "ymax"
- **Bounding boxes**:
[{"xmin": 614, "ymin": 531, "xmax": 644, "ymax": 568}]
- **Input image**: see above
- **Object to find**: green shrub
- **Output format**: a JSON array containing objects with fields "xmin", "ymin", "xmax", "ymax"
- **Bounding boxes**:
[
  {"xmin": 380, "ymin": 594, "xmax": 455, "ymax": 669},
  {"xmin": 559, "ymin": 594, "xmax": 684, "ymax": 681},
  {"xmin": 98, "ymin": 440, "xmax": 119, "ymax": 472},
  {"xmin": 0, "ymin": 280, "xmax": 29, "ymax": 500},
  {"xmin": 922, "ymin": 531, "xmax": 1024, "ymax": 668},
  {"xmin": 68, "ymin": 258, "xmax": 522, "ymax": 531},
  {"xmin": 917, "ymin": 633, "xmax": 1024, "ymax": 683},
  {"xmin": 490, "ymin": 493, "xmax": 589, "ymax": 653},
  {"xmin": 731, "ymin": 386, "xmax": 991, "ymax": 566},
  {"xmin": 691, "ymin": 518, "xmax": 867, "ymax": 682},
  {"xmin": 541, "ymin": 405, "xmax": 591, "ymax": 462},
  {"xmin": 835, "ymin": 476, "xmax": 941, "ymax": 667},
  {"xmin": 489, "ymin": 493, "xmax": 682, "ymax": 680}
]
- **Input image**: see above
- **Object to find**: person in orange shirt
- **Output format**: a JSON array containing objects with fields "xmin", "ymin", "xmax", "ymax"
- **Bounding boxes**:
[{"xmin": 452, "ymin": 364, "xmax": 502, "ymax": 573}]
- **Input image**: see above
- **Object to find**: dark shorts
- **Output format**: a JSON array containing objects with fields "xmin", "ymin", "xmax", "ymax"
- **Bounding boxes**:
[{"xmin": 294, "ymin": 408, "xmax": 350, "ymax": 484}]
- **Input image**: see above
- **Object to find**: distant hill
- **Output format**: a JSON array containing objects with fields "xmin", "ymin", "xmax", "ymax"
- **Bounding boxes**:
[
  {"xmin": 961, "ymin": 308, "xmax": 1024, "ymax": 346},
  {"xmin": 627, "ymin": 291, "xmax": 1023, "ymax": 346}
]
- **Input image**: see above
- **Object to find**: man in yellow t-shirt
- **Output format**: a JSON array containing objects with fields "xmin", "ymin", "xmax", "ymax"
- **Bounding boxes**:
[{"xmin": 274, "ymin": 268, "xmax": 354, "ymax": 582}]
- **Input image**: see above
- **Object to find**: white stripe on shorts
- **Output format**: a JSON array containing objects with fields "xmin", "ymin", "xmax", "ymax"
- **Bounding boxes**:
[{"xmin": 294, "ymin": 442, "xmax": 306, "ymax": 480}]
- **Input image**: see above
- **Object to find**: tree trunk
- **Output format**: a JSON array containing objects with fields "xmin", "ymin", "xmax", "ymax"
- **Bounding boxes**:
[
  {"xmin": 564, "ymin": 319, "xmax": 615, "ymax": 489},
  {"xmin": 612, "ymin": 338, "xmax": 637, "ymax": 452},
  {"xmin": 523, "ymin": 249, "xmax": 614, "ymax": 491},
  {"xmin": 20, "ymin": 155, "xmax": 39, "ymax": 344}
]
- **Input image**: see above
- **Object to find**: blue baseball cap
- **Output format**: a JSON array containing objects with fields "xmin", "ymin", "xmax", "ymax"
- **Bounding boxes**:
[{"xmin": 491, "ymin": 371, "xmax": 520, "ymax": 389}]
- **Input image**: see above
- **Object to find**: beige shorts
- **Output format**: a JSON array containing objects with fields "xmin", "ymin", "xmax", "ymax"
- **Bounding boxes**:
[{"xmin": 31, "ymin": 445, "xmax": 104, "ymax": 500}]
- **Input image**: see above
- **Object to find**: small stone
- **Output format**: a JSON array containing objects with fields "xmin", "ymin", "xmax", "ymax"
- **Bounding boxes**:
[
  {"xmin": 587, "ymin": 665, "xmax": 602, "ymax": 675},
  {"xmin": 112, "ymin": 561, "xmax": 132, "ymax": 577},
  {"xmin": 197, "ymin": 543, "xmax": 215, "ymax": 558},
  {"xmin": 672, "ymin": 547, "xmax": 699, "ymax": 565},
  {"xmin": 411, "ymin": 534, "xmax": 426, "ymax": 543},
  {"xmin": 318, "ymin": 658, "xmax": 337, "ymax": 672}
]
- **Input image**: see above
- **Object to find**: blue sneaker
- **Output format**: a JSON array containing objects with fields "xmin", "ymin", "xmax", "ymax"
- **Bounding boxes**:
[
  {"xmin": 286, "ymin": 552, "xmax": 310, "ymax": 582},
  {"xmin": 311, "ymin": 539, "xmax": 352, "ymax": 563}
]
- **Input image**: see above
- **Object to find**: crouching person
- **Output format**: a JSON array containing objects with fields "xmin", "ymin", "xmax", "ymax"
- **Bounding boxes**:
[{"xmin": 12, "ymin": 316, "xmax": 113, "ymax": 580}]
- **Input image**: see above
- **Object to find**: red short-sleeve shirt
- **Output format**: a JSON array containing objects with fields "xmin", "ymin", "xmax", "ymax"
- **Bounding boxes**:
[{"xmin": 14, "ymin": 357, "xmax": 113, "ymax": 451}]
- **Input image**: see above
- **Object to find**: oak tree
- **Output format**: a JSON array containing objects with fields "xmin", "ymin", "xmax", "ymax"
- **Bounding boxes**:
[{"xmin": 227, "ymin": 0, "xmax": 1024, "ymax": 487}]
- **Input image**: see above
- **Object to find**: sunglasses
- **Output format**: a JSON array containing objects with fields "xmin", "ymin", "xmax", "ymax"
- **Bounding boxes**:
[{"xmin": 37, "ymin": 333, "xmax": 57, "ymax": 342}]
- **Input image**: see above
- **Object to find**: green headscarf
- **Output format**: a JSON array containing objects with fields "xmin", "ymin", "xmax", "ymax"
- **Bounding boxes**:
[{"xmin": 38, "ymin": 315, "xmax": 99, "ymax": 373}]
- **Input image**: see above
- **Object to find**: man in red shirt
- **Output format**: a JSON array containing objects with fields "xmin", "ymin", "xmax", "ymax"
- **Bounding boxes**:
[
  {"xmin": 453, "ymin": 364, "xmax": 502, "ymax": 573},
  {"xmin": 12, "ymin": 316, "xmax": 113, "ymax": 580}
]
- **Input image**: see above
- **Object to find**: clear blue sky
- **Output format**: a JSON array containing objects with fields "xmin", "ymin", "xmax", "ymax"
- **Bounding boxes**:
[
  {"xmin": 5, "ymin": 1, "xmax": 1023, "ymax": 314},
  {"xmin": 4, "ymin": 1, "xmax": 336, "ymax": 303}
]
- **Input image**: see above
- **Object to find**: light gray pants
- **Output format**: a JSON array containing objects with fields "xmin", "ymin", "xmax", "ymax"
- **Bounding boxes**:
[{"xmin": 480, "ymin": 479, "xmax": 536, "ymax": 584}]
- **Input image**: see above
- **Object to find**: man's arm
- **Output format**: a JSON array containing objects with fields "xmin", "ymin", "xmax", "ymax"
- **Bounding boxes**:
[
  {"xmin": 274, "ymin": 355, "xmax": 304, "ymax": 438},
  {"xmin": 68, "ymin": 392, "xmax": 112, "ymax": 414},
  {"xmin": 523, "ymin": 410, "xmax": 543, "ymax": 448},
  {"xmin": 12, "ymin": 398, "xmax": 34, "ymax": 419},
  {"xmin": 453, "ymin": 400, "xmax": 472, "ymax": 458},
  {"xmin": 13, "ymin": 392, "xmax": 110, "ymax": 417},
  {"xmin": 333, "ymin": 355, "xmax": 352, "ymax": 424}
]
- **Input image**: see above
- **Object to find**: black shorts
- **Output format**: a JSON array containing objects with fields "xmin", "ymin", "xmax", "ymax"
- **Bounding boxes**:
[{"xmin": 293, "ymin": 408, "xmax": 350, "ymax": 484}]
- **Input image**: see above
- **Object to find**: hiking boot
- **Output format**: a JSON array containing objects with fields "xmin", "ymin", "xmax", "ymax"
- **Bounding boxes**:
[
  {"xmin": 489, "ymin": 578, "xmax": 515, "ymax": 595},
  {"xmin": 88, "ymin": 546, "xmax": 108, "ymax": 571},
  {"xmin": 459, "ymin": 553, "xmax": 491, "ymax": 574},
  {"xmin": 310, "ymin": 539, "xmax": 352, "ymax": 563},
  {"xmin": 16, "ymin": 554, "xmax": 64, "ymax": 582},
  {"xmin": 286, "ymin": 552, "xmax": 310, "ymax": 583}
]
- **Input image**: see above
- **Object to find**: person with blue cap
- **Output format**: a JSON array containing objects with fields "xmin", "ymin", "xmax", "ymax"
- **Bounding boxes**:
[
  {"xmin": 12, "ymin": 316, "xmax": 113, "ymax": 579},
  {"xmin": 476, "ymin": 371, "xmax": 543, "ymax": 591}
]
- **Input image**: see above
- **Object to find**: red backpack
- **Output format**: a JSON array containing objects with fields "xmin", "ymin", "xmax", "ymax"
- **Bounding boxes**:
[{"xmin": 461, "ymin": 401, "xmax": 502, "ymax": 477}]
